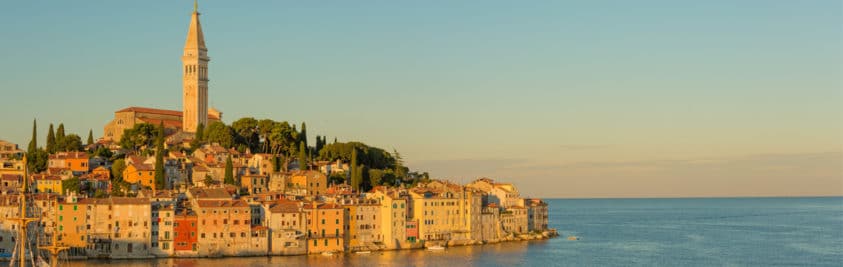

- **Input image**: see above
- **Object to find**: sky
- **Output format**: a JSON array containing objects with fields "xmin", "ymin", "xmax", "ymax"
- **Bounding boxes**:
[{"xmin": 0, "ymin": 1, "xmax": 840, "ymax": 198}]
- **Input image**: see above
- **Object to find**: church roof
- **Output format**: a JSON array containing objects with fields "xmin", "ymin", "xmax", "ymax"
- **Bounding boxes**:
[
  {"xmin": 184, "ymin": 9, "xmax": 206, "ymax": 51},
  {"xmin": 115, "ymin": 106, "xmax": 220, "ymax": 120}
]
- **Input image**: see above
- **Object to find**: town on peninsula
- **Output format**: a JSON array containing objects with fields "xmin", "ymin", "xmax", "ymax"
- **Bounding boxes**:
[{"xmin": 0, "ymin": 2, "xmax": 554, "ymax": 263}]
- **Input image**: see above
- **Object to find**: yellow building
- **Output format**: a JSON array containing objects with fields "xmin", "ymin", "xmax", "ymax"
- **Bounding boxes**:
[
  {"xmin": 368, "ymin": 188, "xmax": 408, "ymax": 249},
  {"xmin": 409, "ymin": 187, "xmax": 463, "ymax": 242},
  {"xmin": 33, "ymin": 174, "xmax": 63, "ymax": 194},
  {"xmin": 289, "ymin": 170, "xmax": 327, "ymax": 198},
  {"xmin": 343, "ymin": 200, "xmax": 381, "ymax": 251}
]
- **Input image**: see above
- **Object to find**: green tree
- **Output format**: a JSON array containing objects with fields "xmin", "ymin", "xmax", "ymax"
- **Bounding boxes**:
[
  {"xmin": 203, "ymin": 175, "xmax": 217, "ymax": 186},
  {"xmin": 55, "ymin": 123, "xmax": 66, "ymax": 151},
  {"xmin": 27, "ymin": 119, "xmax": 37, "ymax": 154},
  {"xmin": 351, "ymin": 149, "xmax": 360, "ymax": 192},
  {"xmin": 232, "ymin": 117, "xmax": 259, "ymax": 152},
  {"xmin": 46, "ymin": 123, "xmax": 56, "ymax": 153},
  {"xmin": 27, "ymin": 149, "xmax": 48, "ymax": 173},
  {"xmin": 154, "ymin": 122, "xmax": 166, "ymax": 189},
  {"xmin": 92, "ymin": 146, "xmax": 112, "ymax": 159},
  {"xmin": 300, "ymin": 122, "xmax": 307, "ymax": 148},
  {"xmin": 87, "ymin": 129, "xmax": 94, "ymax": 146},
  {"xmin": 62, "ymin": 177, "xmax": 80, "ymax": 195},
  {"xmin": 315, "ymin": 135, "xmax": 323, "ymax": 156},
  {"xmin": 298, "ymin": 141, "xmax": 307, "ymax": 170},
  {"xmin": 328, "ymin": 172, "xmax": 345, "ymax": 185},
  {"xmin": 224, "ymin": 156, "xmax": 235, "ymax": 186},
  {"xmin": 62, "ymin": 134, "xmax": 83, "ymax": 151},
  {"xmin": 111, "ymin": 159, "xmax": 126, "ymax": 182},
  {"xmin": 94, "ymin": 189, "xmax": 107, "ymax": 198},
  {"xmin": 119, "ymin": 123, "xmax": 157, "ymax": 152},
  {"xmin": 191, "ymin": 123, "xmax": 206, "ymax": 148},
  {"xmin": 205, "ymin": 121, "xmax": 234, "ymax": 148},
  {"xmin": 393, "ymin": 149, "xmax": 407, "ymax": 180}
]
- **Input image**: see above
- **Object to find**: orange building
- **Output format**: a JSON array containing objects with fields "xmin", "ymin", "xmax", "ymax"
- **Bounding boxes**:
[
  {"xmin": 48, "ymin": 152, "xmax": 89, "ymax": 174},
  {"xmin": 123, "ymin": 162, "xmax": 155, "ymax": 187},
  {"xmin": 304, "ymin": 202, "xmax": 344, "ymax": 254},
  {"xmin": 57, "ymin": 198, "xmax": 88, "ymax": 248},
  {"xmin": 174, "ymin": 210, "xmax": 198, "ymax": 252}
]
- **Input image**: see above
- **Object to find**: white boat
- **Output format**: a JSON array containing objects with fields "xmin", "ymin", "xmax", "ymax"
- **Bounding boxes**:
[
  {"xmin": 427, "ymin": 245, "xmax": 445, "ymax": 251},
  {"xmin": 321, "ymin": 251, "xmax": 334, "ymax": 256},
  {"xmin": 355, "ymin": 251, "xmax": 371, "ymax": 254},
  {"xmin": 567, "ymin": 236, "xmax": 580, "ymax": 241}
]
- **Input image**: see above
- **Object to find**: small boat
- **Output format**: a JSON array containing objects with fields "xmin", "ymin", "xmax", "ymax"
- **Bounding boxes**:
[
  {"xmin": 567, "ymin": 236, "xmax": 580, "ymax": 241},
  {"xmin": 427, "ymin": 245, "xmax": 445, "ymax": 251},
  {"xmin": 321, "ymin": 251, "xmax": 334, "ymax": 256},
  {"xmin": 355, "ymin": 250, "xmax": 371, "ymax": 254}
]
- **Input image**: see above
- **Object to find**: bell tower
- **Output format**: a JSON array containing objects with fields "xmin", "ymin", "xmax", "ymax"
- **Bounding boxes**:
[{"xmin": 182, "ymin": 0, "xmax": 209, "ymax": 133}]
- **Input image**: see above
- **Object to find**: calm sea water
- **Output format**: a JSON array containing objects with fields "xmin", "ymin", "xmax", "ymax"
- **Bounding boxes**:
[{"xmin": 64, "ymin": 197, "xmax": 842, "ymax": 267}]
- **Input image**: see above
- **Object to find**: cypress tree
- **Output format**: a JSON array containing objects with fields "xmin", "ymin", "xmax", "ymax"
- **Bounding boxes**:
[
  {"xmin": 300, "ymin": 122, "xmax": 307, "ymax": 148},
  {"xmin": 298, "ymin": 141, "xmax": 307, "ymax": 170},
  {"xmin": 224, "ymin": 156, "xmax": 235, "ymax": 185},
  {"xmin": 87, "ymin": 129, "xmax": 94, "ymax": 146},
  {"xmin": 46, "ymin": 124, "xmax": 56, "ymax": 153},
  {"xmin": 28, "ymin": 119, "xmax": 37, "ymax": 154},
  {"xmin": 154, "ymin": 123, "xmax": 166, "ymax": 189},
  {"xmin": 351, "ymin": 148, "xmax": 359, "ymax": 192},
  {"xmin": 55, "ymin": 123, "xmax": 66, "ymax": 152}
]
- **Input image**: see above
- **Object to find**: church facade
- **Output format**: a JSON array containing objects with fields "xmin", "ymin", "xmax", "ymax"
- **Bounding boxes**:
[{"xmin": 104, "ymin": 5, "xmax": 216, "ymax": 142}]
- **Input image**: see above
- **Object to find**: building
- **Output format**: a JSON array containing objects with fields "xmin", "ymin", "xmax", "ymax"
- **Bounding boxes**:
[
  {"xmin": 123, "ymin": 162, "xmax": 155, "ymax": 187},
  {"xmin": 32, "ymin": 174, "xmax": 63, "ymax": 194},
  {"xmin": 501, "ymin": 206, "xmax": 528, "ymax": 234},
  {"xmin": 0, "ymin": 157, "xmax": 24, "ymax": 177},
  {"xmin": 368, "ymin": 188, "xmax": 408, "ymax": 249},
  {"xmin": 103, "ymin": 107, "xmax": 222, "ymax": 141},
  {"xmin": 408, "ymin": 186, "xmax": 467, "ymax": 242},
  {"xmin": 526, "ymin": 198, "xmax": 549, "ymax": 232},
  {"xmin": 1, "ymin": 174, "xmax": 21, "ymax": 191},
  {"xmin": 0, "ymin": 140, "xmax": 23, "ymax": 159},
  {"xmin": 344, "ymin": 200, "xmax": 382, "ymax": 251},
  {"xmin": 193, "ymin": 199, "xmax": 252, "ymax": 256},
  {"xmin": 263, "ymin": 200, "xmax": 307, "ymax": 255},
  {"xmin": 303, "ymin": 202, "xmax": 344, "ymax": 254},
  {"xmin": 151, "ymin": 202, "xmax": 175, "ymax": 257},
  {"xmin": 288, "ymin": 170, "xmax": 327, "ymax": 198},
  {"xmin": 241, "ymin": 174, "xmax": 268, "ymax": 195},
  {"xmin": 173, "ymin": 209, "xmax": 199, "ymax": 255},
  {"xmin": 48, "ymin": 152, "xmax": 90, "ymax": 175},
  {"xmin": 56, "ymin": 195, "xmax": 88, "ymax": 256}
]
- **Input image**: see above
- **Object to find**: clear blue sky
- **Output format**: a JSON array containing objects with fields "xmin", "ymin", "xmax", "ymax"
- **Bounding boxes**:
[{"xmin": 1, "ymin": 1, "xmax": 840, "ymax": 198}]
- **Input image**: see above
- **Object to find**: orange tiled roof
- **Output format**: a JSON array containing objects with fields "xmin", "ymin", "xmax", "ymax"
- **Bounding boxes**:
[{"xmin": 116, "ymin": 106, "xmax": 221, "ymax": 120}]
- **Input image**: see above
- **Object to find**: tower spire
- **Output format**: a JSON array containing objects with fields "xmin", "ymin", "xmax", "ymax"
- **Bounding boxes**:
[{"xmin": 183, "ymin": 0, "xmax": 209, "ymax": 133}]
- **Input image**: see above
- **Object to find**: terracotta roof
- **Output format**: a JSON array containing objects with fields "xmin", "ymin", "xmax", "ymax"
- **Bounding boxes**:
[
  {"xmin": 138, "ymin": 118, "xmax": 183, "ymax": 129},
  {"xmin": 130, "ymin": 162, "xmax": 155, "ymax": 171},
  {"xmin": 48, "ymin": 151, "xmax": 88, "ymax": 160},
  {"xmin": 115, "ymin": 106, "xmax": 220, "ymax": 120},
  {"xmin": 268, "ymin": 201, "xmax": 301, "ymax": 213},
  {"xmin": 303, "ymin": 202, "xmax": 342, "ymax": 210},
  {"xmin": 197, "ymin": 199, "xmax": 248, "ymax": 208},
  {"xmin": 111, "ymin": 197, "xmax": 151, "ymax": 205},
  {"xmin": 33, "ymin": 174, "xmax": 61, "ymax": 181},
  {"xmin": 189, "ymin": 187, "xmax": 232, "ymax": 199},
  {"xmin": 1, "ymin": 174, "xmax": 21, "ymax": 181}
]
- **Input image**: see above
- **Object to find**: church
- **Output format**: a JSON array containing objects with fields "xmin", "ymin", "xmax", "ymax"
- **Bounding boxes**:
[{"xmin": 104, "ymin": 4, "xmax": 220, "ymax": 142}]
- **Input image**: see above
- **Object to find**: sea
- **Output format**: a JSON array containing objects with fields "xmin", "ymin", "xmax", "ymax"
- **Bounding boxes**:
[{"xmin": 62, "ymin": 197, "xmax": 842, "ymax": 267}]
